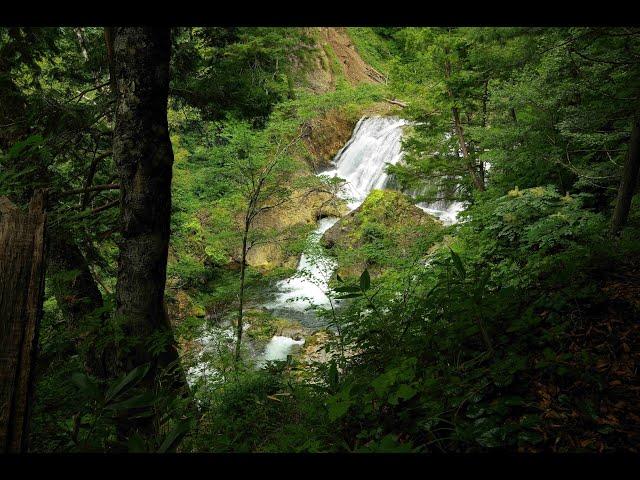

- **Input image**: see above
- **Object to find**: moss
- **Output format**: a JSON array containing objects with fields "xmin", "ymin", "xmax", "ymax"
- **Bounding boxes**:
[
  {"xmin": 245, "ymin": 310, "xmax": 306, "ymax": 343},
  {"xmin": 322, "ymin": 189, "xmax": 444, "ymax": 278},
  {"xmin": 245, "ymin": 310, "xmax": 278, "ymax": 342}
]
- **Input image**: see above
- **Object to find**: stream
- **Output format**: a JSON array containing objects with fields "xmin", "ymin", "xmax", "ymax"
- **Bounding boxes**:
[
  {"xmin": 187, "ymin": 115, "xmax": 465, "ymax": 384},
  {"xmin": 261, "ymin": 116, "xmax": 464, "ymax": 361}
]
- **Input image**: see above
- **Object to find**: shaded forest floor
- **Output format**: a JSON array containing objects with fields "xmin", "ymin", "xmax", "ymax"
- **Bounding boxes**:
[{"xmin": 527, "ymin": 255, "xmax": 640, "ymax": 452}]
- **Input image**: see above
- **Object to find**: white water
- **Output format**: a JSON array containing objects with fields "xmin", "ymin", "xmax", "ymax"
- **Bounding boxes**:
[
  {"xmin": 259, "ymin": 116, "xmax": 467, "ymax": 362},
  {"xmin": 189, "ymin": 116, "xmax": 469, "ymax": 374},
  {"xmin": 267, "ymin": 216, "xmax": 339, "ymax": 312},
  {"xmin": 416, "ymin": 199, "xmax": 466, "ymax": 226},
  {"xmin": 260, "ymin": 336, "xmax": 305, "ymax": 365},
  {"xmin": 266, "ymin": 117, "xmax": 409, "ymax": 321},
  {"xmin": 186, "ymin": 322, "xmax": 250, "ymax": 387}
]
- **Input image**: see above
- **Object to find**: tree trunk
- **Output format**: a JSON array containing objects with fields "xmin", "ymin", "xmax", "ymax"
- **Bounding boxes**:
[
  {"xmin": 444, "ymin": 57, "xmax": 485, "ymax": 192},
  {"xmin": 111, "ymin": 28, "xmax": 185, "ymax": 427},
  {"xmin": 611, "ymin": 117, "xmax": 640, "ymax": 235},
  {"xmin": 0, "ymin": 191, "xmax": 47, "ymax": 453},
  {"xmin": 235, "ymin": 222, "xmax": 249, "ymax": 363},
  {"xmin": 48, "ymin": 234, "xmax": 103, "ymax": 331},
  {"xmin": 452, "ymin": 106, "xmax": 485, "ymax": 192},
  {"xmin": 47, "ymin": 232, "xmax": 107, "ymax": 377}
]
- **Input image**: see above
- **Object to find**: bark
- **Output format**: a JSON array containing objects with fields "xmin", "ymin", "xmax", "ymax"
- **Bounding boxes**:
[
  {"xmin": 235, "ymin": 221, "xmax": 250, "ymax": 362},
  {"xmin": 444, "ymin": 57, "xmax": 485, "ymax": 192},
  {"xmin": 47, "ymin": 232, "xmax": 107, "ymax": 376},
  {"xmin": 111, "ymin": 27, "xmax": 184, "ymax": 394},
  {"xmin": 0, "ymin": 191, "xmax": 47, "ymax": 453},
  {"xmin": 103, "ymin": 28, "xmax": 116, "ymax": 97},
  {"xmin": 611, "ymin": 117, "xmax": 640, "ymax": 235}
]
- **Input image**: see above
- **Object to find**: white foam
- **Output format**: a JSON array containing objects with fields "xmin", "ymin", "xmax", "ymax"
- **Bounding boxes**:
[
  {"xmin": 267, "ymin": 117, "xmax": 409, "ymax": 313},
  {"xmin": 261, "ymin": 335, "xmax": 305, "ymax": 362}
]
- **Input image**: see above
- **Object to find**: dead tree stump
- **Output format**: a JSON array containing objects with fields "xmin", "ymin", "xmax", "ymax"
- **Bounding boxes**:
[{"xmin": 0, "ymin": 191, "xmax": 47, "ymax": 453}]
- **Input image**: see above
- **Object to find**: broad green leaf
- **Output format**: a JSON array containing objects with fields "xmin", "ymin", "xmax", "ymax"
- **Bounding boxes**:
[
  {"xmin": 105, "ymin": 363, "xmax": 151, "ymax": 403},
  {"xmin": 71, "ymin": 372, "xmax": 102, "ymax": 401},
  {"xmin": 449, "ymin": 248, "xmax": 466, "ymax": 278},
  {"xmin": 333, "ymin": 285, "xmax": 361, "ymax": 293},
  {"xmin": 395, "ymin": 383, "xmax": 417, "ymax": 401},
  {"xmin": 127, "ymin": 433, "xmax": 148, "ymax": 453},
  {"xmin": 105, "ymin": 392, "xmax": 156, "ymax": 411},
  {"xmin": 327, "ymin": 398, "xmax": 351, "ymax": 422},
  {"xmin": 360, "ymin": 269, "xmax": 371, "ymax": 291},
  {"xmin": 158, "ymin": 420, "xmax": 191, "ymax": 453}
]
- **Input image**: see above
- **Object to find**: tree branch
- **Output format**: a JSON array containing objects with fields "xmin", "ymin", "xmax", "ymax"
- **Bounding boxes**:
[
  {"xmin": 90, "ymin": 198, "xmax": 120, "ymax": 215},
  {"xmin": 57, "ymin": 183, "xmax": 119, "ymax": 197}
]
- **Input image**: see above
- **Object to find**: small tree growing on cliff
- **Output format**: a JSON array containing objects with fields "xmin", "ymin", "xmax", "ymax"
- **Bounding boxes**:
[{"xmin": 221, "ymin": 121, "xmax": 301, "ymax": 362}]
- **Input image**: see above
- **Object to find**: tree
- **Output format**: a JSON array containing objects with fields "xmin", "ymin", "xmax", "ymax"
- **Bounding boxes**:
[
  {"xmin": 385, "ymin": 28, "xmax": 492, "ymax": 204},
  {"xmin": 0, "ymin": 191, "xmax": 47, "ymax": 453},
  {"xmin": 110, "ymin": 27, "xmax": 185, "ymax": 434},
  {"xmin": 0, "ymin": 27, "xmax": 116, "ymax": 378},
  {"xmin": 611, "ymin": 117, "xmax": 640, "ymax": 234},
  {"xmin": 220, "ymin": 122, "xmax": 300, "ymax": 362}
]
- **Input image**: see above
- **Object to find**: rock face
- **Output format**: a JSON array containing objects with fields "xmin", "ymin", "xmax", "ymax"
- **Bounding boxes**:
[
  {"xmin": 245, "ymin": 189, "xmax": 344, "ymax": 271},
  {"xmin": 321, "ymin": 189, "xmax": 443, "ymax": 277},
  {"xmin": 302, "ymin": 109, "xmax": 359, "ymax": 171}
]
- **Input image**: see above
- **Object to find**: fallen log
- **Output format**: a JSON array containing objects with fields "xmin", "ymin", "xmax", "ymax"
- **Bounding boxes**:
[{"xmin": 383, "ymin": 98, "xmax": 408, "ymax": 108}]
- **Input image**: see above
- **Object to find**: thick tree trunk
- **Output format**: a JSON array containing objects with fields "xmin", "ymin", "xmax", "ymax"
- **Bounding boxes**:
[
  {"xmin": 0, "ymin": 191, "xmax": 47, "ymax": 453},
  {"xmin": 110, "ymin": 27, "xmax": 189, "ymax": 441},
  {"xmin": 611, "ymin": 117, "xmax": 640, "ymax": 235},
  {"xmin": 111, "ymin": 28, "xmax": 184, "ymax": 409}
]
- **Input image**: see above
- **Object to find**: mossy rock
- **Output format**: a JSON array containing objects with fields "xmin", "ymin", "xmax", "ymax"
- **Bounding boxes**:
[
  {"xmin": 321, "ymin": 189, "xmax": 444, "ymax": 278},
  {"xmin": 245, "ymin": 310, "xmax": 308, "ymax": 343}
]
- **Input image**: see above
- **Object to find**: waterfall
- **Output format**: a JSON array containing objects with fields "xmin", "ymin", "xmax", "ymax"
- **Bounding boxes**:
[
  {"xmin": 260, "ymin": 116, "xmax": 466, "ymax": 362},
  {"xmin": 265, "ymin": 117, "xmax": 409, "ymax": 326},
  {"xmin": 190, "ymin": 115, "xmax": 469, "ymax": 376},
  {"xmin": 325, "ymin": 116, "xmax": 410, "ymax": 210},
  {"xmin": 416, "ymin": 199, "xmax": 466, "ymax": 226}
]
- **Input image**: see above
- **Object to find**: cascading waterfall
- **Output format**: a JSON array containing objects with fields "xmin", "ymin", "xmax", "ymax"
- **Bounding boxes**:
[
  {"xmin": 265, "ymin": 117, "xmax": 409, "ymax": 327},
  {"xmin": 187, "ymin": 116, "xmax": 470, "ymax": 380},
  {"xmin": 187, "ymin": 116, "xmax": 469, "ymax": 381},
  {"xmin": 189, "ymin": 117, "xmax": 412, "ymax": 381},
  {"xmin": 260, "ymin": 116, "xmax": 469, "ymax": 362},
  {"xmin": 416, "ymin": 198, "xmax": 466, "ymax": 226}
]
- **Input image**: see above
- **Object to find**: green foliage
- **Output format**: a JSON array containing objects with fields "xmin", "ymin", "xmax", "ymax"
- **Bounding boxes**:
[
  {"xmin": 171, "ymin": 27, "xmax": 313, "ymax": 124},
  {"xmin": 13, "ymin": 26, "xmax": 640, "ymax": 453}
]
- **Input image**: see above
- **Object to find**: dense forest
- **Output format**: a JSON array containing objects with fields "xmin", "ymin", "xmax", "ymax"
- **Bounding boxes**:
[{"xmin": 1, "ymin": 26, "xmax": 640, "ymax": 454}]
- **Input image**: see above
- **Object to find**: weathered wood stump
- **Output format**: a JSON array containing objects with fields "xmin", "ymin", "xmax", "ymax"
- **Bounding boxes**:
[{"xmin": 0, "ymin": 191, "xmax": 47, "ymax": 453}]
